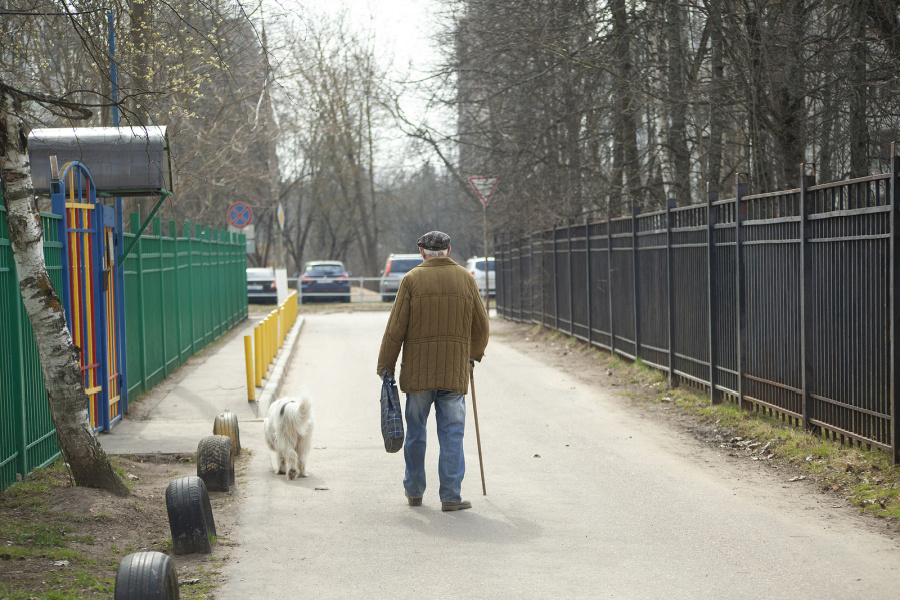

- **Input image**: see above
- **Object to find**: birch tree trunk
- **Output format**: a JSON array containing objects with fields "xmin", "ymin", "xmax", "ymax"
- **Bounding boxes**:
[{"xmin": 0, "ymin": 89, "xmax": 128, "ymax": 497}]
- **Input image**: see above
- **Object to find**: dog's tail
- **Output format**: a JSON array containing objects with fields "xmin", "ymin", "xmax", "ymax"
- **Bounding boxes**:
[{"xmin": 281, "ymin": 393, "xmax": 314, "ymax": 436}]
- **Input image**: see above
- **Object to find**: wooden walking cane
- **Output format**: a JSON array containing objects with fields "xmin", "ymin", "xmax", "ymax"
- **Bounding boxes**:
[{"xmin": 469, "ymin": 360, "xmax": 487, "ymax": 496}]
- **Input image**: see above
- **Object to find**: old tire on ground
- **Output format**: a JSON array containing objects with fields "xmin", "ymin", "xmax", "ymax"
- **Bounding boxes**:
[
  {"xmin": 213, "ymin": 411, "xmax": 241, "ymax": 455},
  {"xmin": 113, "ymin": 552, "xmax": 180, "ymax": 600},
  {"xmin": 165, "ymin": 476, "xmax": 216, "ymax": 555},
  {"xmin": 197, "ymin": 435, "xmax": 234, "ymax": 492},
  {"xmin": 114, "ymin": 551, "xmax": 180, "ymax": 599}
]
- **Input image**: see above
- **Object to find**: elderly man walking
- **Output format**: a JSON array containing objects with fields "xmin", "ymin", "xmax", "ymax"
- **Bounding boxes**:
[{"xmin": 377, "ymin": 231, "xmax": 490, "ymax": 511}]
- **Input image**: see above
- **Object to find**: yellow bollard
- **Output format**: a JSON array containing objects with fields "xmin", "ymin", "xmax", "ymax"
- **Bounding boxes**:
[
  {"xmin": 243, "ymin": 335, "xmax": 255, "ymax": 402},
  {"xmin": 261, "ymin": 317, "xmax": 269, "ymax": 375},
  {"xmin": 254, "ymin": 325, "xmax": 262, "ymax": 387},
  {"xmin": 268, "ymin": 316, "xmax": 276, "ymax": 364}
]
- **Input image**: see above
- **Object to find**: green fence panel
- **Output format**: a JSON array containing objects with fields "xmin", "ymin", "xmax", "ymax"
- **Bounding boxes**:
[
  {"xmin": 0, "ymin": 204, "xmax": 64, "ymax": 490},
  {"xmin": 122, "ymin": 213, "xmax": 247, "ymax": 400},
  {"xmin": 2, "ymin": 200, "xmax": 245, "ymax": 489},
  {"xmin": 160, "ymin": 221, "xmax": 179, "ymax": 374}
]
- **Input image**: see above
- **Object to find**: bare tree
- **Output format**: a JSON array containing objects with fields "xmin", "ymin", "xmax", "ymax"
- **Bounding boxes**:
[
  {"xmin": 0, "ymin": 0, "xmax": 263, "ymax": 494},
  {"xmin": 276, "ymin": 11, "xmax": 393, "ymax": 275}
]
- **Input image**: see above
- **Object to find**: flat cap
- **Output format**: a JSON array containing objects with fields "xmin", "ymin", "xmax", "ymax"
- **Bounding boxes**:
[{"xmin": 416, "ymin": 231, "xmax": 451, "ymax": 251}]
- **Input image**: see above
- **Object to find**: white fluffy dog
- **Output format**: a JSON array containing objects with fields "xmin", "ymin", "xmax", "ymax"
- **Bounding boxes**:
[{"xmin": 264, "ymin": 391, "xmax": 315, "ymax": 479}]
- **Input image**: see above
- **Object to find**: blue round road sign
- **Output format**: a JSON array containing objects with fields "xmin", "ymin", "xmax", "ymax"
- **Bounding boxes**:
[{"xmin": 227, "ymin": 202, "xmax": 253, "ymax": 229}]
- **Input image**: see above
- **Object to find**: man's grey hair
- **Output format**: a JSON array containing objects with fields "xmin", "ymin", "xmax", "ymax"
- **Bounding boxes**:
[{"xmin": 422, "ymin": 248, "xmax": 449, "ymax": 259}]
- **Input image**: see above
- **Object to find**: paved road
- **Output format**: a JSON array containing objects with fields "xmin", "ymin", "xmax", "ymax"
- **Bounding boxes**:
[{"xmin": 220, "ymin": 312, "xmax": 900, "ymax": 600}]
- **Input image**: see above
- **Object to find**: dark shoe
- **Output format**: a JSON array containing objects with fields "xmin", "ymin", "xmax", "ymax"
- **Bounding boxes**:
[
  {"xmin": 405, "ymin": 490, "xmax": 422, "ymax": 507},
  {"xmin": 441, "ymin": 500, "xmax": 472, "ymax": 512}
]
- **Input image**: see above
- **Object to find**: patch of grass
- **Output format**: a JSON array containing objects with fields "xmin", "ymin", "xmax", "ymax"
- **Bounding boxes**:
[
  {"xmin": 650, "ymin": 381, "xmax": 900, "ymax": 525},
  {"xmin": 0, "ymin": 520, "xmax": 72, "ymax": 548},
  {"xmin": 180, "ymin": 566, "xmax": 222, "ymax": 599},
  {"xmin": 0, "ymin": 568, "xmax": 117, "ymax": 599}
]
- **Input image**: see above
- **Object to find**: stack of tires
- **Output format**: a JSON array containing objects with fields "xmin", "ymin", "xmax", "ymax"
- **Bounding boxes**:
[{"xmin": 114, "ymin": 411, "xmax": 241, "ymax": 599}]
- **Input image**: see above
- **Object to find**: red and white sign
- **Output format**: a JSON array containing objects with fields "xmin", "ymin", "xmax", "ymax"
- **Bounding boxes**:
[
  {"xmin": 227, "ymin": 202, "xmax": 253, "ymax": 229},
  {"xmin": 468, "ymin": 176, "xmax": 499, "ymax": 207}
]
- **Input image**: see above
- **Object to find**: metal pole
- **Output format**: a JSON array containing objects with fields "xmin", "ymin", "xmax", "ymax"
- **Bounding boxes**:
[
  {"xmin": 891, "ymin": 143, "xmax": 900, "ymax": 464},
  {"xmin": 707, "ymin": 183, "xmax": 721, "ymax": 404},
  {"xmin": 483, "ymin": 205, "xmax": 489, "ymax": 314},
  {"xmin": 469, "ymin": 361, "xmax": 486, "ymax": 495},
  {"xmin": 108, "ymin": 9, "xmax": 119, "ymax": 127},
  {"xmin": 666, "ymin": 198, "xmax": 676, "ymax": 387},
  {"xmin": 801, "ymin": 164, "xmax": 816, "ymax": 432},
  {"xmin": 632, "ymin": 206, "xmax": 641, "ymax": 360},
  {"xmin": 736, "ymin": 175, "xmax": 749, "ymax": 410}
]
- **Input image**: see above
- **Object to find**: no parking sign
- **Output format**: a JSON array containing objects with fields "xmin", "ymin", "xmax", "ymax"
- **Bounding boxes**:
[{"xmin": 227, "ymin": 202, "xmax": 253, "ymax": 229}]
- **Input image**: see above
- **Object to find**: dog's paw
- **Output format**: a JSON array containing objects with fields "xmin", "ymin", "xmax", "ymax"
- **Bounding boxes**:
[{"xmin": 288, "ymin": 469, "xmax": 297, "ymax": 480}]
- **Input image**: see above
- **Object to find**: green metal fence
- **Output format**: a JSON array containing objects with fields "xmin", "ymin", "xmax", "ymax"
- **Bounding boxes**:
[
  {"xmin": 1, "ymin": 203, "xmax": 247, "ymax": 489},
  {"xmin": 123, "ymin": 215, "xmax": 248, "ymax": 399},
  {"xmin": 0, "ymin": 205, "xmax": 65, "ymax": 490}
]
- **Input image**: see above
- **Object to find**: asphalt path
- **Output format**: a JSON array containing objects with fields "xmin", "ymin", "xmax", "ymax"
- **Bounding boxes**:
[{"xmin": 220, "ymin": 311, "xmax": 900, "ymax": 599}]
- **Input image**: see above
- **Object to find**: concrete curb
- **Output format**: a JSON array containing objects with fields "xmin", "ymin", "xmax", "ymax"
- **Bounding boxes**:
[{"xmin": 256, "ymin": 316, "xmax": 305, "ymax": 418}]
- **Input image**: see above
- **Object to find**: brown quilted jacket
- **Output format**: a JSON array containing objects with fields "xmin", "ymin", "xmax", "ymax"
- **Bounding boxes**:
[{"xmin": 377, "ymin": 257, "xmax": 490, "ymax": 394}]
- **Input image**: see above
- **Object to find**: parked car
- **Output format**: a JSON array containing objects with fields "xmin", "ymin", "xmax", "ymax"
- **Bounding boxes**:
[
  {"xmin": 247, "ymin": 267, "xmax": 278, "ymax": 304},
  {"xmin": 300, "ymin": 260, "xmax": 351, "ymax": 302},
  {"xmin": 466, "ymin": 256, "xmax": 496, "ymax": 297},
  {"xmin": 380, "ymin": 253, "xmax": 423, "ymax": 302}
]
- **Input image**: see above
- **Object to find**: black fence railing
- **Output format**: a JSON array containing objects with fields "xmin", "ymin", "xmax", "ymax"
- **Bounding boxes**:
[{"xmin": 496, "ymin": 155, "xmax": 900, "ymax": 463}]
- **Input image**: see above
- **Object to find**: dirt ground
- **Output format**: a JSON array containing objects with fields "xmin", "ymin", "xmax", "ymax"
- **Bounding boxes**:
[{"xmin": 0, "ymin": 452, "xmax": 246, "ymax": 599}]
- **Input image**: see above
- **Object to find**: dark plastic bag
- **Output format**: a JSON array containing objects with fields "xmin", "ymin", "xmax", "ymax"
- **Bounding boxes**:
[{"xmin": 380, "ymin": 371, "xmax": 404, "ymax": 453}]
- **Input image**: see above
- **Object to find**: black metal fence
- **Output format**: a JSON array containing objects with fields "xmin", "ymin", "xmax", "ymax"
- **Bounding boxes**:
[{"xmin": 496, "ymin": 156, "xmax": 900, "ymax": 462}]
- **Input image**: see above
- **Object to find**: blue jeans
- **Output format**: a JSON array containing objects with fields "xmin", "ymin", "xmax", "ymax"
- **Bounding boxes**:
[{"xmin": 403, "ymin": 390, "xmax": 466, "ymax": 502}]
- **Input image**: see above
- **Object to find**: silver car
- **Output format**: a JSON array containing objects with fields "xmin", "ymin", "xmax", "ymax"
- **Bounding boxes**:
[
  {"xmin": 379, "ymin": 253, "xmax": 423, "ymax": 302},
  {"xmin": 466, "ymin": 256, "xmax": 495, "ymax": 298}
]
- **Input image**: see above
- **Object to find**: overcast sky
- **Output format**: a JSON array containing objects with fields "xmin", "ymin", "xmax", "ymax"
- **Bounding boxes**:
[
  {"xmin": 266, "ymin": 0, "xmax": 450, "ymax": 170},
  {"xmin": 269, "ymin": 0, "xmax": 445, "ymax": 78}
]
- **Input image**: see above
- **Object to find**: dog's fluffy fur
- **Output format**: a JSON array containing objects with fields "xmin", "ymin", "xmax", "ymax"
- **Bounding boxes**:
[{"xmin": 264, "ymin": 391, "xmax": 315, "ymax": 479}]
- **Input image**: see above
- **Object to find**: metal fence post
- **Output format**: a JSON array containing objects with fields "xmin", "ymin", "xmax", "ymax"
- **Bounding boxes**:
[
  {"xmin": 736, "ymin": 176, "xmax": 749, "ymax": 410},
  {"xmin": 184, "ymin": 221, "xmax": 196, "ymax": 355},
  {"xmin": 585, "ymin": 216, "xmax": 593, "ymax": 347},
  {"xmin": 632, "ymin": 206, "xmax": 641, "ymax": 361},
  {"xmin": 116, "ymin": 197, "xmax": 128, "ymax": 413},
  {"xmin": 608, "ymin": 213, "xmax": 615, "ymax": 356},
  {"xmin": 800, "ymin": 165, "xmax": 816, "ymax": 433},
  {"xmin": 170, "ymin": 220, "xmax": 184, "ymax": 366},
  {"xmin": 707, "ymin": 183, "xmax": 721, "ymax": 404},
  {"xmin": 666, "ymin": 198, "xmax": 676, "ymax": 386},
  {"xmin": 130, "ymin": 212, "xmax": 147, "ymax": 394},
  {"xmin": 8, "ymin": 251, "xmax": 27, "ymax": 480},
  {"xmin": 530, "ymin": 233, "xmax": 536, "ymax": 324},
  {"xmin": 539, "ymin": 232, "xmax": 545, "ymax": 326},
  {"xmin": 519, "ymin": 236, "xmax": 525, "ymax": 322},
  {"xmin": 553, "ymin": 225, "xmax": 559, "ymax": 331},
  {"xmin": 155, "ymin": 217, "xmax": 168, "ymax": 378},
  {"xmin": 891, "ymin": 142, "xmax": 900, "ymax": 464},
  {"xmin": 567, "ymin": 222, "xmax": 574, "ymax": 336}
]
